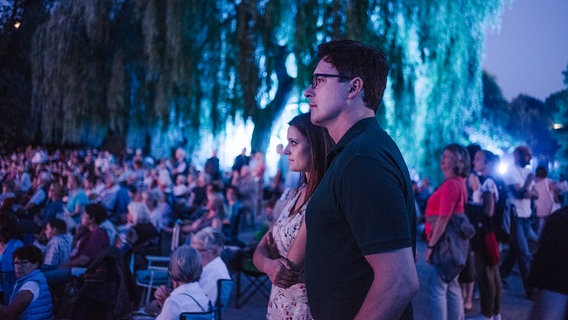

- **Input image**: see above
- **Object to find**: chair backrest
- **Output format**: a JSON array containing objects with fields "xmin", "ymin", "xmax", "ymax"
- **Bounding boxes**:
[
  {"xmin": 135, "ymin": 255, "xmax": 170, "ymax": 305},
  {"xmin": 215, "ymin": 278, "xmax": 234, "ymax": 320},
  {"xmin": 171, "ymin": 219, "xmax": 183, "ymax": 251},
  {"xmin": 179, "ymin": 310, "xmax": 215, "ymax": 320}
]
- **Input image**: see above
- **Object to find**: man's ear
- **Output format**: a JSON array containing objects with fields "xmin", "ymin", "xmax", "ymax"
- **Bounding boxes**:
[{"xmin": 348, "ymin": 77, "xmax": 363, "ymax": 95}]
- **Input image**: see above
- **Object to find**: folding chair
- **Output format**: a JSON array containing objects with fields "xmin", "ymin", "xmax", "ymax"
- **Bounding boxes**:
[
  {"xmin": 135, "ymin": 255, "xmax": 170, "ymax": 306},
  {"xmin": 135, "ymin": 220, "xmax": 183, "ymax": 306},
  {"xmin": 234, "ymin": 250, "xmax": 270, "ymax": 308},
  {"xmin": 179, "ymin": 310, "xmax": 215, "ymax": 320},
  {"xmin": 214, "ymin": 279, "xmax": 234, "ymax": 320}
]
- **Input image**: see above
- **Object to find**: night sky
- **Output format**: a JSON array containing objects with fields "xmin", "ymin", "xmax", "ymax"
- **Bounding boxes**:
[{"xmin": 483, "ymin": 0, "xmax": 568, "ymax": 101}]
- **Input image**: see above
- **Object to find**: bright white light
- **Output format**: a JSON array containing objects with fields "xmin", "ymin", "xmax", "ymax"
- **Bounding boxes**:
[
  {"xmin": 285, "ymin": 53, "xmax": 297, "ymax": 78},
  {"xmin": 498, "ymin": 161, "xmax": 509, "ymax": 176}
]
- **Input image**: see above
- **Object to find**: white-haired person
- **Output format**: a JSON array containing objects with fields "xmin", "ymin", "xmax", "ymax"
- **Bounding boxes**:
[
  {"xmin": 155, "ymin": 245, "xmax": 210, "ymax": 319},
  {"xmin": 188, "ymin": 227, "xmax": 230, "ymax": 303},
  {"xmin": 116, "ymin": 201, "xmax": 159, "ymax": 271},
  {"xmin": 146, "ymin": 227, "xmax": 230, "ymax": 315}
]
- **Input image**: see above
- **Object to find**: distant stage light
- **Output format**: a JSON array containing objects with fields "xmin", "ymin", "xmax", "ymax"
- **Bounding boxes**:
[
  {"xmin": 498, "ymin": 162, "xmax": 509, "ymax": 176},
  {"xmin": 14, "ymin": 20, "xmax": 22, "ymax": 29},
  {"xmin": 553, "ymin": 123, "xmax": 564, "ymax": 130}
]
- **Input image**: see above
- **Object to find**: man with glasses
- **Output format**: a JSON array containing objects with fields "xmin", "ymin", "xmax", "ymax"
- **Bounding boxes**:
[
  {"xmin": 304, "ymin": 40, "xmax": 418, "ymax": 319},
  {"xmin": 0, "ymin": 245, "xmax": 53, "ymax": 320}
]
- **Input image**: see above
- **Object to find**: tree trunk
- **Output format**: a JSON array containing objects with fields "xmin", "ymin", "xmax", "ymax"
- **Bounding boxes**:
[{"xmin": 250, "ymin": 45, "xmax": 294, "ymax": 154}]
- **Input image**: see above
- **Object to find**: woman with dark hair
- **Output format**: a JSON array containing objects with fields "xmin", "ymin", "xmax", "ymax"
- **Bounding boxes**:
[
  {"xmin": 471, "ymin": 149, "xmax": 502, "ymax": 320},
  {"xmin": 0, "ymin": 211, "xmax": 24, "ymax": 304},
  {"xmin": 0, "ymin": 245, "xmax": 53, "ymax": 319},
  {"xmin": 155, "ymin": 245, "xmax": 209, "ymax": 319},
  {"xmin": 253, "ymin": 112, "xmax": 333, "ymax": 319},
  {"xmin": 424, "ymin": 143, "xmax": 472, "ymax": 320}
]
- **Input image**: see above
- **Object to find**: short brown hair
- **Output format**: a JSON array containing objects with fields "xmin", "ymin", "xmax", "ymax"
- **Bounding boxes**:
[{"xmin": 317, "ymin": 40, "xmax": 389, "ymax": 112}]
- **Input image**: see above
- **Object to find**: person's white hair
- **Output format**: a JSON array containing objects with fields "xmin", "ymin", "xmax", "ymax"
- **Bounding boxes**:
[
  {"xmin": 168, "ymin": 245, "xmax": 202, "ymax": 283},
  {"xmin": 127, "ymin": 201, "xmax": 151, "ymax": 225},
  {"xmin": 191, "ymin": 227, "xmax": 224, "ymax": 255},
  {"xmin": 158, "ymin": 173, "xmax": 172, "ymax": 187}
]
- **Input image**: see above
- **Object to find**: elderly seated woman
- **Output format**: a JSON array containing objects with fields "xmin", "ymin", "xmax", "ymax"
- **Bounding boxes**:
[
  {"xmin": 116, "ymin": 201, "xmax": 159, "ymax": 270},
  {"xmin": 0, "ymin": 245, "xmax": 53, "ymax": 320},
  {"xmin": 155, "ymin": 245, "xmax": 211, "ymax": 319},
  {"xmin": 143, "ymin": 227, "xmax": 231, "ymax": 317}
]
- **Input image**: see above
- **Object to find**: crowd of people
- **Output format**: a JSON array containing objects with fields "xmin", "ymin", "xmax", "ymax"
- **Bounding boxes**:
[
  {"xmin": 0, "ymin": 39, "xmax": 566, "ymax": 320},
  {"xmin": 0, "ymin": 140, "xmax": 282, "ymax": 318},
  {"xmin": 418, "ymin": 143, "xmax": 567, "ymax": 320}
]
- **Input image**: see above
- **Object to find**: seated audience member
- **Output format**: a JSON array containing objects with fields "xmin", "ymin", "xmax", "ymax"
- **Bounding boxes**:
[
  {"xmin": 116, "ymin": 201, "xmax": 159, "ymax": 270},
  {"xmin": 0, "ymin": 212, "xmax": 25, "ymax": 304},
  {"xmin": 145, "ymin": 190, "xmax": 172, "ymax": 232},
  {"xmin": 188, "ymin": 227, "xmax": 230, "ymax": 303},
  {"xmin": 0, "ymin": 245, "xmax": 53, "ymax": 320},
  {"xmin": 68, "ymin": 203, "xmax": 110, "ymax": 267},
  {"xmin": 98, "ymin": 213, "xmax": 118, "ymax": 247},
  {"xmin": 44, "ymin": 203, "xmax": 110, "ymax": 287},
  {"xmin": 180, "ymin": 192, "xmax": 224, "ymax": 235},
  {"xmin": 173, "ymin": 174, "xmax": 190, "ymax": 198},
  {"xmin": 65, "ymin": 175, "xmax": 89, "ymax": 229},
  {"xmin": 42, "ymin": 218, "xmax": 72, "ymax": 270},
  {"xmin": 146, "ymin": 228, "xmax": 230, "ymax": 315},
  {"xmin": 155, "ymin": 245, "xmax": 210, "ymax": 319},
  {"xmin": 23, "ymin": 171, "xmax": 50, "ymax": 216},
  {"xmin": 41, "ymin": 183, "xmax": 65, "ymax": 227},
  {"xmin": 0, "ymin": 180, "xmax": 17, "ymax": 210}
]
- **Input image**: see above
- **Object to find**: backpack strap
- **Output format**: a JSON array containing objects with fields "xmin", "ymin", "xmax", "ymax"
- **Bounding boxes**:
[{"xmin": 181, "ymin": 293, "xmax": 211, "ymax": 312}]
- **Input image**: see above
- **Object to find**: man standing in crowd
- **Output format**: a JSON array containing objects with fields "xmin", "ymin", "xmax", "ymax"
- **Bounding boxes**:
[
  {"xmin": 204, "ymin": 149, "xmax": 221, "ymax": 182},
  {"xmin": 304, "ymin": 40, "xmax": 418, "ymax": 319},
  {"xmin": 500, "ymin": 145, "xmax": 538, "ymax": 299}
]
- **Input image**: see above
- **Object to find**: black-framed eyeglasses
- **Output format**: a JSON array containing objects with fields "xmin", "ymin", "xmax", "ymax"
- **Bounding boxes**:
[
  {"xmin": 311, "ymin": 73, "xmax": 351, "ymax": 89},
  {"xmin": 13, "ymin": 260, "xmax": 31, "ymax": 267}
]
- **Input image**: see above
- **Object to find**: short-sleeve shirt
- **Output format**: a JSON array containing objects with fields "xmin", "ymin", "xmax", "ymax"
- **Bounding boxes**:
[
  {"xmin": 19, "ymin": 281, "xmax": 40, "ymax": 302},
  {"xmin": 305, "ymin": 118, "xmax": 416, "ymax": 320},
  {"xmin": 70, "ymin": 227, "xmax": 109, "ymax": 262},
  {"xmin": 505, "ymin": 165, "xmax": 533, "ymax": 218},
  {"xmin": 424, "ymin": 176, "xmax": 467, "ymax": 240},
  {"xmin": 44, "ymin": 233, "xmax": 73, "ymax": 266},
  {"xmin": 200, "ymin": 256, "xmax": 230, "ymax": 304},
  {"xmin": 66, "ymin": 189, "xmax": 89, "ymax": 213},
  {"xmin": 28, "ymin": 188, "xmax": 46, "ymax": 206},
  {"xmin": 156, "ymin": 282, "xmax": 210, "ymax": 320}
]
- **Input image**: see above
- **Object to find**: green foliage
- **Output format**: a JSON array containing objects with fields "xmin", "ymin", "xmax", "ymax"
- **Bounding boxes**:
[
  {"xmin": 5, "ymin": 0, "xmax": 537, "ymax": 179},
  {"xmin": 505, "ymin": 95, "xmax": 558, "ymax": 156},
  {"xmin": 549, "ymin": 64, "xmax": 568, "ymax": 173}
]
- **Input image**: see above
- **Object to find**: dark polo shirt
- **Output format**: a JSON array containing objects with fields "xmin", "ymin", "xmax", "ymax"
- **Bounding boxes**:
[{"xmin": 305, "ymin": 117, "xmax": 416, "ymax": 320}]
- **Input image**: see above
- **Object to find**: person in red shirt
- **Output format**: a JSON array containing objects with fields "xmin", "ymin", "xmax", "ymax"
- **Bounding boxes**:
[{"xmin": 424, "ymin": 143, "xmax": 470, "ymax": 320}]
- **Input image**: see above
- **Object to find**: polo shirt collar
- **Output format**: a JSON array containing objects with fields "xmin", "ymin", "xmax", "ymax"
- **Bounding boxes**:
[{"xmin": 327, "ymin": 117, "xmax": 377, "ymax": 162}]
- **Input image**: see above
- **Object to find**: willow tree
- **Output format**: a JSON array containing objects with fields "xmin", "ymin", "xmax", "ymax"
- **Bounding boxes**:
[
  {"xmin": 29, "ymin": 0, "xmax": 505, "ymax": 177},
  {"xmin": 31, "ymin": 0, "xmax": 119, "ymax": 149},
  {"xmin": 291, "ymin": 0, "xmax": 504, "ymax": 182}
]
